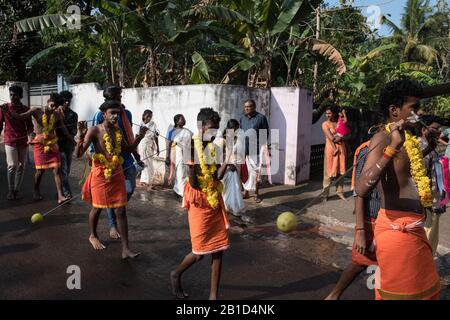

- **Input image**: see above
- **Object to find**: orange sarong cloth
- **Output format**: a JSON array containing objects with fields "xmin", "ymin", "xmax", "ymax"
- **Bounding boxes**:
[
  {"xmin": 120, "ymin": 104, "xmax": 135, "ymax": 144},
  {"xmin": 322, "ymin": 121, "xmax": 346, "ymax": 178},
  {"xmin": 374, "ymin": 208, "xmax": 440, "ymax": 300},
  {"xmin": 183, "ymin": 182, "xmax": 230, "ymax": 255},
  {"xmin": 32, "ymin": 134, "xmax": 60, "ymax": 169},
  {"xmin": 351, "ymin": 218, "xmax": 377, "ymax": 266},
  {"xmin": 82, "ymin": 162, "xmax": 127, "ymax": 209}
]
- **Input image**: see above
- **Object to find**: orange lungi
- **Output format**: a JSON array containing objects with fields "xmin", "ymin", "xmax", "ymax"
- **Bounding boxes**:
[
  {"xmin": 351, "ymin": 218, "xmax": 377, "ymax": 266},
  {"xmin": 32, "ymin": 135, "xmax": 60, "ymax": 169},
  {"xmin": 81, "ymin": 162, "xmax": 127, "ymax": 209},
  {"xmin": 374, "ymin": 208, "xmax": 440, "ymax": 300},
  {"xmin": 183, "ymin": 182, "xmax": 230, "ymax": 255}
]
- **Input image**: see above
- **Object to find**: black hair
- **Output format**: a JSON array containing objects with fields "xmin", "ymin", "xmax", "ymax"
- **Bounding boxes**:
[
  {"xmin": 223, "ymin": 119, "xmax": 240, "ymax": 137},
  {"xmin": 415, "ymin": 114, "xmax": 441, "ymax": 136},
  {"xmin": 142, "ymin": 109, "xmax": 153, "ymax": 120},
  {"xmin": 49, "ymin": 92, "xmax": 64, "ymax": 106},
  {"xmin": 99, "ymin": 100, "xmax": 121, "ymax": 112},
  {"xmin": 60, "ymin": 90, "xmax": 73, "ymax": 101},
  {"xmin": 9, "ymin": 85, "xmax": 23, "ymax": 97},
  {"xmin": 197, "ymin": 107, "xmax": 221, "ymax": 126},
  {"xmin": 174, "ymin": 114, "xmax": 184, "ymax": 126},
  {"xmin": 379, "ymin": 79, "xmax": 423, "ymax": 119},
  {"xmin": 245, "ymin": 99, "xmax": 256, "ymax": 108},
  {"xmin": 326, "ymin": 105, "xmax": 340, "ymax": 119},
  {"xmin": 103, "ymin": 86, "xmax": 122, "ymax": 101},
  {"xmin": 421, "ymin": 115, "xmax": 441, "ymax": 127},
  {"xmin": 226, "ymin": 119, "xmax": 239, "ymax": 130}
]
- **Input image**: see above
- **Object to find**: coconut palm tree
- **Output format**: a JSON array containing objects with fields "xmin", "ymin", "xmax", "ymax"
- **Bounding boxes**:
[{"xmin": 380, "ymin": 0, "xmax": 449, "ymax": 65}]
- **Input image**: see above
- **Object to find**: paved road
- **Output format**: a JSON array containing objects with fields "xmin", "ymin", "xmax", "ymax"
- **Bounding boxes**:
[{"xmin": 0, "ymin": 147, "xmax": 373, "ymax": 300}]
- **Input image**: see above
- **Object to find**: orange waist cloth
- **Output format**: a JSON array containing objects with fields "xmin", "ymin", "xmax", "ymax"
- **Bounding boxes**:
[
  {"xmin": 82, "ymin": 162, "xmax": 127, "ymax": 209},
  {"xmin": 351, "ymin": 218, "xmax": 377, "ymax": 266},
  {"xmin": 33, "ymin": 140, "xmax": 60, "ymax": 170},
  {"xmin": 374, "ymin": 208, "xmax": 440, "ymax": 300},
  {"xmin": 324, "ymin": 141, "xmax": 346, "ymax": 178},
  {"xmin": 183, "ymin": 182, "xmax": 230, "ymax": 255}
]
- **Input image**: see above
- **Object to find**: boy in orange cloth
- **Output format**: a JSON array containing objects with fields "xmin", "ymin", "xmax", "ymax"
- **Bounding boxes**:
[
  {"xmin": 170, "ymin": 107, "xmax": 231, "ymax": 300},
  {"xmin": 1, "ymin": 93, "xmax": 74, "ymax": 203},
  {"xmin": 75, "ymin": 100, "xmax": 147, "ymax": 259},
  {"xmin": 356, "ymin": 79, "xmax": 440, "ymax": 300}
]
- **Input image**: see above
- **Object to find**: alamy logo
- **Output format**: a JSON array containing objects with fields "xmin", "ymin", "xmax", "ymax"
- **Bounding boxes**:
[
  {"xmin": 66, "ymin": 265, "xmax": 81, "ymax": 290},
  {"xmin": 366, "ymin": 5, "xmax": 382, "ymax": 31},
  {"xmin": 66, "ymin": 5, "xmax": 81, "ymax": 30},
  {"xmin": 366, "ymin": 265, "xmax": 380, "ymax": 290}
]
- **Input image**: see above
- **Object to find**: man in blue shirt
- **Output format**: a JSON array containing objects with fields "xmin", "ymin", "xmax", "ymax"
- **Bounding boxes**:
[
  {"xmin": 239, "ymin": 99, "xmax": 269, "ymax": 203},
  {"xmin": 91, "ymin": 86, "xmax": 144, "ymax": 239}
]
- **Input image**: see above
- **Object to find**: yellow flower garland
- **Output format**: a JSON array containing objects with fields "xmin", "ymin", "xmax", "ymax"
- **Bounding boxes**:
[
  {"xmin": 385, "ymin": 124, "xmax": 433, "ymax": 208},
  {"xmin": 42, "ymin": 113, "xmax": 58, "ymax": 153},
  {"xmin": 193, "ymin": 136, "xmax": 223, "ymax": 209},
  {"xmin": 92, "ymin": 130, "xmax": 124, "ymax": 179}
]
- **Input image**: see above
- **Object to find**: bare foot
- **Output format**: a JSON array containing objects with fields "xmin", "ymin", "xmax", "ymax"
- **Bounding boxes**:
[
  {"xmin": 58, "ymin": 195, "xmax": 69, "ymax": 204},
  {"xmin": 33, "ymin": 191, "xmax": 43, "ymax": 201},
  {"xmin": 122, "ymin": 249, "xmax": 141, "ymax": 260},
  {"xmin": 89, "ymin": 236, "xmax": 106, "ymax": 250},
  {"xmin": 7, "ymin": 190, "xmax": 14, "ymax": 200},
  {"xmin": 254, "ymin": 196, "xmax": 262, "ymax": 203},
  {"xmin": 242, "ymin": 191, "xmax": 250, "ymax": 199},
  {"xmin": 337, "ymin": 194, "xmax": 348, "ymax": 201},
  {"xmin": 324, "ymin": 293, "xmax": 339, "ymax": 300},
  {"xmin": 170, "ymin": 271, "xmax": 189, "ymax": 299},
  {"xmin": 109, "ymin": 227, "xmax": 121, "ymax": 239},
  {"xmin": 209, "ymin": 295, "xmax": 217, "ymax": 300}
]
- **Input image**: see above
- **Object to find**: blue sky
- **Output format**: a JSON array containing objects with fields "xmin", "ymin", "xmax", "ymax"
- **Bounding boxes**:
[{"xmin": 324, "ymin": 0, "xmax": 440, "ymax": 36}]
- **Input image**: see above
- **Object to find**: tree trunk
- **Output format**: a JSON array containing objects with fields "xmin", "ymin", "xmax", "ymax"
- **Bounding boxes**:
[
  {"xmin": 119, "ymin": 49, "xmax": 125, "ymax": 87},
  {"xmin": 183, "ymin": 52, "xmax": 189, "ymax": 84},
  {"xmin": 109, "ymin": 43, "xmax": 116, "ymax": 85}
]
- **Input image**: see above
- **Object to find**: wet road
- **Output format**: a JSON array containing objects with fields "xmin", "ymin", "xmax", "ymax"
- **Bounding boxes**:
[{"xmin": 0, "ymin": 148, "xmax": 374, "ymax": 299}]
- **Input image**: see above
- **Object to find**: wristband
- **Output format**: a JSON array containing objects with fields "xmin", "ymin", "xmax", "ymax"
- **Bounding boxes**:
[{"xmin": 384, "ymin": 145, "xmax": 399, "ymax": 157}]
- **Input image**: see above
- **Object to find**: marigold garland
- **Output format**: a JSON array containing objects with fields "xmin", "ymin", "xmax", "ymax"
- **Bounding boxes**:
[
  {"xmin": 193, "ymin": 136, "xmax": 223, "ymax": 209},
  {"xmin": 42, "ymin": 113, "xmax": 58, "ymax": 153},
  {"xmin": 92, "ymin": 130, "xmax": 123, "ymax": 179},
  {"xmin": 385, "ymin": 124, "xmax": 433, "ymax": 208}
]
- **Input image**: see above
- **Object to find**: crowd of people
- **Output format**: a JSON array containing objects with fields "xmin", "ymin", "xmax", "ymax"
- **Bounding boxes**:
[
  {"xmin": 0, "ymin": 78, "xmax": 448, "ymax": 300},
  {"xmin": 0, "ymin": 85, "xmax": 270, "ymax": 299}
]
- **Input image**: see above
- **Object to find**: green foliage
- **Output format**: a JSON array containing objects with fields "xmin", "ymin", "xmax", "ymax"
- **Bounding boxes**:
[
  {"xmin": 1, "ymin": 0, "xmax": 448, "ymax": 119},
  {"xmin": 0, "ymin": 0, "xmax": 46, "ymax": 83}
]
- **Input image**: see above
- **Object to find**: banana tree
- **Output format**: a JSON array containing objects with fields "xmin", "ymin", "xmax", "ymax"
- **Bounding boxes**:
[
  {"xmin": 14, "ymin": 0, "xmax": 149, "ymax": 86},
  {"xmin": 178, "ymin": 0, "xmax": 323, "ymax": 87}
]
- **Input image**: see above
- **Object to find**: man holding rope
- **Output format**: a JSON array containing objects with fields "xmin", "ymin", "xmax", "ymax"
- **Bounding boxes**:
[
  {"xmin": 356, "ymin": 79, "xmax": 440, "ymax": 300},
  {"xmin": 91, "ymin": 86, "xmax": 145, "ymax": 239},
  {"xmin": 76, "ymin": 100, "xmax": 147, "ymax": 259},
  {"xmin": 0, "ymin": 85, "xmax": 34, "ymax": 200},
  {"xmin": 1, "ymin": 92, "xmax": 74, "ymax": 204}
]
